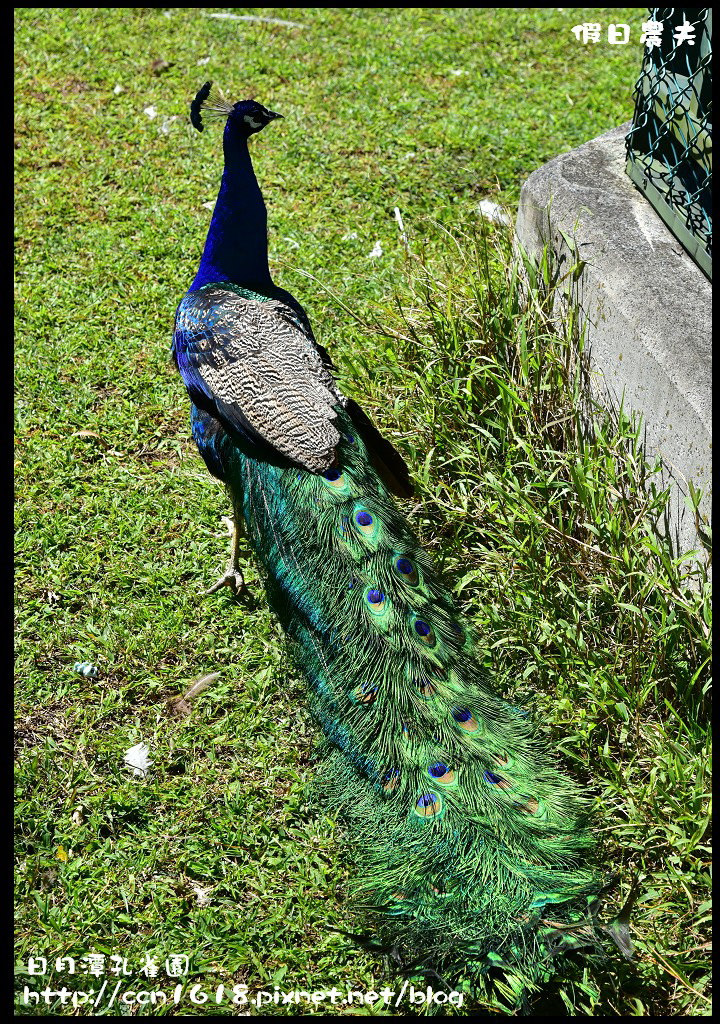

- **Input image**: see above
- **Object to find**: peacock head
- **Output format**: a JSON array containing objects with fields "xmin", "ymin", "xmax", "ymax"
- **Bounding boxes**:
[{"xmin": 190, "ymin": 82, "xmax": 282, "ymax": 137}]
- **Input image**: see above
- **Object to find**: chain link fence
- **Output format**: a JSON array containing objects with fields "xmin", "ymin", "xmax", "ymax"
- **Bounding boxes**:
[{"xmin": 625, "ymin": 8, "xmax": 712, "ymax": 279}]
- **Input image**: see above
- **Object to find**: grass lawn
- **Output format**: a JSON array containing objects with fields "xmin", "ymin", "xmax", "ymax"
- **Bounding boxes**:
[{"xmin": 15, "ymin": 7, "xmax": 710, "ymax": 1016}]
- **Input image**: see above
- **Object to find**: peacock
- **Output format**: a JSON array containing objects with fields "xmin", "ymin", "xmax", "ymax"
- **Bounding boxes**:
[{"xmin": 172, "ymin": 83, "xmax": 626, "ymax": 1005}]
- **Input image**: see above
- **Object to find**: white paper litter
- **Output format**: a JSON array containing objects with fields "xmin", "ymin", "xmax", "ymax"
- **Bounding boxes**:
[{"xmin": 74, "ymin": 662, "xmax": 97, "ymax": 679}]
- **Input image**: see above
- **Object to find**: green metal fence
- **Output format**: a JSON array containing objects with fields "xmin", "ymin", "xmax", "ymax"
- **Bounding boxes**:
[{"xmin": 625, "ymin": 8, "xmax": 712, "ymax": 279}]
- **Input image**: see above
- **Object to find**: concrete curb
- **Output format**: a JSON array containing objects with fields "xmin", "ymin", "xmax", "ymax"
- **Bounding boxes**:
[{"xmin": 515, "ymin": 123, "xmax": 711, "ymax": 560}]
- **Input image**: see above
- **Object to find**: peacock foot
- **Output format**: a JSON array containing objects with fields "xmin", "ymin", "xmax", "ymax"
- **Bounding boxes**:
[{"xmin": 203, "ymin": 565, "xmax": 245, "ymax": 596}]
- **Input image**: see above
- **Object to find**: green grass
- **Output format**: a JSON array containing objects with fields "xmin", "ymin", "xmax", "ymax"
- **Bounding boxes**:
[{"xmin": 15, "ymin": 7, "xmax": 710, "ymax": 1017}]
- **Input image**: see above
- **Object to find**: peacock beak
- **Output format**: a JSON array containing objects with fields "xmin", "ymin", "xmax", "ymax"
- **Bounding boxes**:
[{"xmin": 267, "ymin": 110, "xmax": 283, "ymax": 120}]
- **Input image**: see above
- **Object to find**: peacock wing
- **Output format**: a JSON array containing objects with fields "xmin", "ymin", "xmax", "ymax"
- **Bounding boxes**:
[{"xmin": 173, "ymin": 287, "xmax": 346, "ymax": 473}]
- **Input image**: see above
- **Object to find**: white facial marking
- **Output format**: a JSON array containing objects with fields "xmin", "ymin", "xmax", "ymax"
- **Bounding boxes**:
[{"xmin": 243, "ymin": 114, "xmax": 263, "ymax": 128}]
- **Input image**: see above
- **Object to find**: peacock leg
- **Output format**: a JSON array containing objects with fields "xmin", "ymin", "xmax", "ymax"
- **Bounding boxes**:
[{"xmin": 204, "ymin": 506, "xmax": 246, "ymax": 595}]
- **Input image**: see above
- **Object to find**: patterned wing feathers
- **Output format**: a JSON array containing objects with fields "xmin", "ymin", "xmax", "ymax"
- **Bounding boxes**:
[{"xmin": 175, "ymin": 289, "xmax": 345, "ymax": 472}]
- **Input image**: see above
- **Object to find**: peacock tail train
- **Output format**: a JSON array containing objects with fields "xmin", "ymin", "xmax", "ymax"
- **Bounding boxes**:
[{"xmin": 190, "ymin": 288, "xmax": 601, "ymax": 988}]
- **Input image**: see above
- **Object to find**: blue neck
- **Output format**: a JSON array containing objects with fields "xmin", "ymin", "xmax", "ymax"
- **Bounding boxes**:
[{"xmin": 190, "ymin": 126, "xmax": 272, "ymax": 292}]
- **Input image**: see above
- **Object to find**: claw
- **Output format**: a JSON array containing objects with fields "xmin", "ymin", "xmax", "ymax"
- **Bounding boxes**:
[{"xmin": 204, "ymin": 566, "xmax": 245, "ymax": 596}]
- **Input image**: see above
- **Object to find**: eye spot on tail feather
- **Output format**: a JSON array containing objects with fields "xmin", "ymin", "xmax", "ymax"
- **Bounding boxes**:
[
  {"xmin": 413, "ymin": 792, "xmax": 444, "ymax": 819},
  {"xmin": 411, "ymin": 615, "xmax": 436, "ymax": 647},
  {"xmin": 428, "ymin": 762, "xmax": 456, "ymax": 786},
  {"xmin": 394, "ymin": 556, "xmax": 419, "ymax": 585},
  {"xmin": 452, "ymin": 707, "xmax": 480, "ymax": 733}
]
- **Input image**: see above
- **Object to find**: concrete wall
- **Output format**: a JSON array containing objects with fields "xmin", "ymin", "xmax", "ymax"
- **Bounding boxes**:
[{"xmin": 515, "ymin": 123, "xmax": 711, "ymax": 560}]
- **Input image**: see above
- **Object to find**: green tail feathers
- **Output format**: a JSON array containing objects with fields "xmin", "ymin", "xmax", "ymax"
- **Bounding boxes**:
[{"xmin": 225, "ymin": 408, "xmax": 601, "ymax": 985}]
